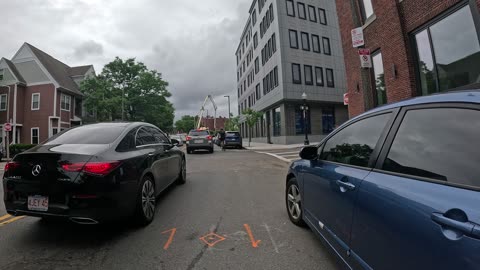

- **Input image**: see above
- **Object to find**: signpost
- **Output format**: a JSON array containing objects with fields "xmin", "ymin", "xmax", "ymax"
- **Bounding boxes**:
[
  {"xmin": 343, "ymin": 93, "xmax": 349, "ymax": 106},
  {"xmin": 3, "ymin": 123, "xmax": 11, "ymax": 160},
  {"xmin": 358, "ymin": 49, "xmax": 372, "ymax": 68},
  {"xmin": 351, "ymin": 27, "xmax": 365, "ymax": 48}
]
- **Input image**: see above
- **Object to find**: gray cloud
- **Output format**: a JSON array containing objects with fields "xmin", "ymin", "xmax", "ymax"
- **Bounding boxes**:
[{"xmin": 0, "ymin": 0, "xmax": 249, "ymax": 120}]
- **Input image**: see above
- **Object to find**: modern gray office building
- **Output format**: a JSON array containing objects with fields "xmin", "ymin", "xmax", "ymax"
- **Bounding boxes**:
[{"xmin": 236, "ymin": 0, "xmax": 349, "ymax": 144}]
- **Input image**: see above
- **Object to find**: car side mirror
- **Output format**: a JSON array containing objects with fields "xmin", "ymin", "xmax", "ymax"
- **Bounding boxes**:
[
  {"xmin": 170, "ymin": 139, "xmax": 180, "ymax": 146},
  {"xmin": 299, "ymin": 146, "xmax": 318, "ymax": 160}
]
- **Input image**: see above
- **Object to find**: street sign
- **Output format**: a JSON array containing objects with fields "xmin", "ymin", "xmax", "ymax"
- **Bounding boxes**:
[
  {"xmin": 3, "ymin": 123, "xmax": 11, "ymax": 132},
  {"xmin": 343, "ymin": 93, "xmax": 349, "ymax": 106},
  {"xmin": 351, "ymin": 27, "xmax": 365, "ymax": 48},
  {"xmin": 358, "ymin": 49, "xmax": 372, "ymax": 68}
]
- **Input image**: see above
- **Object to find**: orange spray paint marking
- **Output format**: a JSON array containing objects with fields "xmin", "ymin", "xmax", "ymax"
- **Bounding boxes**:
[
  {"xmin": 199, "ymin": 232, "xmax": 226, "ymax": 247},
  {"xmin": 161, "ymin": 228, "xmax": 177, "ymax": 250},
  {"xmin": 244, "ymin": 224, "xmax": 261, "ymax": 248}
]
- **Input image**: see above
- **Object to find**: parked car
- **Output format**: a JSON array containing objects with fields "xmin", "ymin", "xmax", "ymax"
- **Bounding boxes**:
[
  {"xmin": 224, "ymin": 131, "xmax": 242, "ymax": 149},
  {"xmin": 170, "ymin": 135, "xmax": 184, "ymax": 147},
  {"xmin": 3, "ymin": 122, "xmax": 186, "ymax": 226},
  {"xmin": 186, "ymin": 129, "xmax": 214, "ymax": 154},
  {"xmin": 286, "ymin": 90, "xmax": 480, "ymax": 270}
]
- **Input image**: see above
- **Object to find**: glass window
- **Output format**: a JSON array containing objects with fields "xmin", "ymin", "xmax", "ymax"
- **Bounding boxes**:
[
  {"xmin": 32, "ymin": 93, "xmax": 40, "ymax": 110},
  {"xmin": 255, "ymin": 57, "xmax": 259, "ymax": 74},
  {"xmin": 312, "ymin": 35, "xmax": 320, "ymax": 53},
  {"xmin": 116, "ymin": 129, "xmax": 137, "ymax": 152},
  {"xmin": 322, "ymin": 108, "xmax": 335, "ymax": 134},
  {"xmin": 273, "ymin": 107, "xmax": 281, "ymax": 136},
  {"xmin": 292, "ymin": 64, "xmax": 302, "ymax": 84},
  {"xmin": 254, "ymin": 32, "xmax": 258, "ymax": 49},
  {"xmin": 136, "ymin": 127, "xmax": 156, "ymax": 146},
  {"xmin": 31, "ymin": 128, "xmax": 39, "ymax": 144},
  {"xmin": 269, "ymin": 70, "xmax": 274, "ymax": 90},
  {"xmin": 266, "ymin": 73, "xmax": 270, "ymax": 93},
  {"xmin": 272, "ymin": 33, "xmax": 276, "ymax": 52},
  {"xmin": 295, "ymin": 108, "xmax": 311, "ymax": 135},
  {"xmin": 319, "ymin": 8, "xmax": 327, "ymax": 25},
  {"xmin": 46, "ymin": 124, "xmax": 125, "ymax": 145},
  {"xmin": 383, "ymin": 108, "xmax": 480, "ymax": 188},
  {"xmin": 269, "ymin": 4, "xmax": 274, "ymax": 21},
  {"xmin": 297, "ymin": 2, "xmax": 306, "ymax": 19},
  {"xmin": 322, "ymin": 37, "xmax": 331, "ymax": 55},
  {"xmin": 360, "ymin": 0, "xmax": 374, "ymax": 20},
  {"xmin": 321, "ymin": 113, "xmax": 391, "ymax": 167},
  {"xmin": 326, "ymin": 68, "xmax": 335, "ymax": 87},
  {"xmin": 315, "ymin": 67, "xmax": 324, "ymax": 86},
  {"xmin": 256, "ymin": 84, "xmax": 261, "ymax": 100},
  {"xmin": 286, "ymin": 0, "xmax": 295, "ymax": 17},
  {"xmin": 304, "ymin": 65, "xmax": 313, "ymax": 85},
  {"xmin": 0, "ymin": 69, "xmax": 4, "ymax": 81},
  {"xmin": 308, "ymin": 5, "xmax": 317, "ymax": 22},
  {"xmin": 148, "ymin": 127, "xmax": 169, "ymax": 144},
  {"xmin": 414, "ymin": 6, "xmax": 480, "ymax": 95},
  {"xmin": 301, "ymin": 32, "xmax": 310, "ymax": 51},
  {"xmin": 274, "ymin": 66, "xmax": 279, "ymax": 87},
  {"xmin": 0, "ymin": 94, "xmax": 7, "ymax": 111},
  {"xmin": 289, "ymin": 30, "xmax": 298, "ymax": 49},
  {"xmin": 372, "ymin": 52, "xmax": 387, "ymax": 106},
  {"xmin": 252, "ymin": 9, "xmax": 257, "ymax": 26}
]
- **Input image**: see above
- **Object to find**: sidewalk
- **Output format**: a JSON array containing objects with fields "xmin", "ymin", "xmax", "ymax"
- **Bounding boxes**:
[{"xmin": 243, "ymin": 142, "xmax": 318, "ymax": 151}]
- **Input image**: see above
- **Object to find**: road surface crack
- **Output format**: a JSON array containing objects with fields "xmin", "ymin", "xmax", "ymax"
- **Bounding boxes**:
[{"xmin": 186, "ymin": 216, "xmax": 223, "ymax": 270}]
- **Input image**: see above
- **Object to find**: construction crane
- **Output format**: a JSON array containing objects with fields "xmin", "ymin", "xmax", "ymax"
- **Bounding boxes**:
[{"xmin": 196, "ymin": 95, "xmax": 218, "ymax": 130}]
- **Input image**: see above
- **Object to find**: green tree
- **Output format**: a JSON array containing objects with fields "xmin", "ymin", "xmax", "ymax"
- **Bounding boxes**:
[
  {"xmin": 224, "ymin": 115, "xmax": 240, "ymax": 131},
  {"xmin": 243, "ymin": 108, "xmax": 263, "ymax": 147},
  {"xmin": 175, "ymin": 115, "xmax": 196, "ymax": 133},
  {"xmin": 80, "ymin": 57, "xmax": 174, "ymax": 131}
]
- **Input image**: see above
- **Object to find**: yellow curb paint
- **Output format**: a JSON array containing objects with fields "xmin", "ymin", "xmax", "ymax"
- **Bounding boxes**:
[
  {"xmin": 0, "ymin": 216, "xmax": 25, "ymax": 226},
  {"xmin": 0, "ymin": 214, "xmax": 11, "ymax": 222}
]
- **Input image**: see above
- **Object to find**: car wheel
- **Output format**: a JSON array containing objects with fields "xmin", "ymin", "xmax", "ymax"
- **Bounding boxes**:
[
  {"xmin": 135, "ymin": 175, "xmax": 156, "ymax": 226},
  {"xmin": 176, "ymin": 158, "xmax": 186, "ymax": 185},
  {"xmin": 209, "ymin": 147, "xmax": 214, "ymax": 153},
  {"xmin": 286, "ymin": 178, "xmax": 306, "ymax": 227}
]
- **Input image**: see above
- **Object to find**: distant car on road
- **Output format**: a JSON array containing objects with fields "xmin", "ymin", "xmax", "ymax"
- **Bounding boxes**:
[
  {"xmin": 286, "ymin": 90, "xmax": 480, "ymax": 270},
  {"xmin": 170, "ymin": 135, "xmax": 184, "ymax": 147},
  {"xmin": 224, "ymin": 131, "xmax": 242, "ymax": 149},
  {"xmin": 3, "ymin": 122, "xmax": 186, "ymax": 226},
  {"xmin": 186, "ymin": 129, "xmax": 214, "ymax": 154}
]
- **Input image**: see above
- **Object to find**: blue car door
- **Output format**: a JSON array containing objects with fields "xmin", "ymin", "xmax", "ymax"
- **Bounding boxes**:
[
  {"xmin": 303, "ymin": 111, "xmax": 395, "ymax": 265},
  {"xmin": 350, "ymin": 104, "xmax": 480, "ymax": 270}
]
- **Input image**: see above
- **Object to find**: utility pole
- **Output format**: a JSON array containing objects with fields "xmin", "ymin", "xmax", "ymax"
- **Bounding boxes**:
[
  {"xmin": 349, "ymin": 0, "xmax": 374, "ymax": 111},
  {"xmin": 121, "ymin": 87, "xmax": 124, "ymax": 121},
  {"xmin": 224, "ymin": 95, "xmax": 231, "ymax": 119}
]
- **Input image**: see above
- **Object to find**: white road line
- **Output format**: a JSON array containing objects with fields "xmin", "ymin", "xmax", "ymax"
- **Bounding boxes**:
[
  {"xmin": 256, "ymin": 152, "xmax": 292, "ymax": 163},
  {"xmin": 281, "ymin": 154, "xmax": 300, "ymax": 158},
  {"xmin": 263, "ymin": 223, "xmax": 280, "ymax": 254},
  {"xmin": 265, "ymin": 151, "xmax": 300, "ymax": 155}
]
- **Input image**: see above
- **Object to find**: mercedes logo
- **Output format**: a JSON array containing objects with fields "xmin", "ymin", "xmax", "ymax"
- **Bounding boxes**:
[{"xmin": 32, "ymin": 165, "xmax": 42, "ymax": 176}]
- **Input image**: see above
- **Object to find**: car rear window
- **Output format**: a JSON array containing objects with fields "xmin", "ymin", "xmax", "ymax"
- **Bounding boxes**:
[
  {"xmin": 45, "ymin": 125, "xmax": 125, "ymax": 145},
  {"xmin": 189, "ymin": 131, "xmax": 209, "ymax": 136},
  {"xmin": 226, "ymin": 132, "xmax": 240, "ymax": 137}
]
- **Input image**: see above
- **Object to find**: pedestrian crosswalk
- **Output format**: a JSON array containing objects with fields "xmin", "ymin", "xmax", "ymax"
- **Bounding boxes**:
[{"xmin": 255, "ymin": 147, "xmax": 303, "ymax": 163}]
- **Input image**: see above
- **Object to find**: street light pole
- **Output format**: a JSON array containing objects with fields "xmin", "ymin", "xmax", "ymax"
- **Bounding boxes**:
[
  {"xmin": 301, "ymin": 92, "xmax": 310, "ymax": 146},
  {"xmin": 224, "ymin": 95, "xmax": 231, "ymax": 119}
]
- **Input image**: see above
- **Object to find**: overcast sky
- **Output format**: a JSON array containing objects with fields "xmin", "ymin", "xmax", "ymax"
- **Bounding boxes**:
[{"xmin": 1, "ymin": 0, "xmax": 251, "ymax": 120}]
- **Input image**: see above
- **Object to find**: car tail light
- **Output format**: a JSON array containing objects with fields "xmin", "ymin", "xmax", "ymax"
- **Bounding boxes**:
[
  {"xmin": 207, "ymin": 135, "xmax": 212, "ymax": 140},
  {"xmin": 62, "ymin": 161, "xmax": 121, "ymax": 176},
  {"xmin": 186, "ymin": 136, "xmax": 192, "ymax": 141},
  {"xmin": 4, "ymin": 162, "xmax": 20, "ymax": 172}
]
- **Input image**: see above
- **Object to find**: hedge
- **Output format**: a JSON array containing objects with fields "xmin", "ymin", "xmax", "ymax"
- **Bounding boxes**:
[{"xmin": 9, "ymin": 144, "xmax": 36, "ymax": 156}]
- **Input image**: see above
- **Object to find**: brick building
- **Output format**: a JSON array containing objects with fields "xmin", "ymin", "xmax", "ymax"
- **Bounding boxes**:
[
  {"xmin": 336, "ymin": 0, "xmax": 480, "ymax": 117},
  {"xmin": 0, "ymin": 43, "xmax": 94, "ymax": 147},
  {"xmin": 200, "ymin": 116, "xmax": 228, "ymax": 131}
]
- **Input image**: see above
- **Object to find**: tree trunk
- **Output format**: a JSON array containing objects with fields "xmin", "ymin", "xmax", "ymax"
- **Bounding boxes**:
[{"xmin": 248, "ymin": 125, "xmax": 252, "ymax": 147}]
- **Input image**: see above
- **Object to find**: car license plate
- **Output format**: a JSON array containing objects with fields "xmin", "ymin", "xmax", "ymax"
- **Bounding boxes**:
[
  {"xmin": 28, "ymin": 196, "xmax": 49, "ymax": 212},
  {"xmin": 194, "ymin": 140, "xmax": 203, "ymax": 143}
]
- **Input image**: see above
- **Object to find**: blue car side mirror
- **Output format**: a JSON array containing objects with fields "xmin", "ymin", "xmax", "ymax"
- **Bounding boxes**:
[{"xmin": 300, "ymin": 146, "xmax": 318, "ymax": 160}]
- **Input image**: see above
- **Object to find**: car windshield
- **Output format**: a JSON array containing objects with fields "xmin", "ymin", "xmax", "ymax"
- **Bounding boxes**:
[
  {"xmin": 45, "ymin": 125, "xmax": 125, "ymax": 145},
  {"xmin": 226, "ymin": 132, "xmax": 240, "ymax": 137},
  {"xmin": 189, "ymin": 131, "xmax": 209, "ymax": 136}
]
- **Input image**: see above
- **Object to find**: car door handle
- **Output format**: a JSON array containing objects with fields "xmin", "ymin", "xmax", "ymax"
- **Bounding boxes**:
[
  {"xmin": 431, "ymin": 213, "xmax": 475, "ymax": 236},
  {"xmin": 148, "ymin": 152, "xmax": 155, "ymax": 157},
  {"xmin": 336, "ymin": 180, "xmax": 356, "ymax": 191}
]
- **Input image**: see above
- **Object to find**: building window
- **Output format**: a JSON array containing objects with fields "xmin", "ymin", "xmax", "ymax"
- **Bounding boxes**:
[
  {"xmin": 360, "ymin": 0, "xmax": 374, "ymax": 21},
  {"xmin": 256, "ymin": 84, "xmax": 261, "ymax": 100},
  {"xmin": 263, "ymin": 77, "xmax": 267, "ymax": 95},
  {"xmin": 260, "ymin": 22, "xmax": 264, "ymax": 38},
  {"xmin": 289, "ymin": 30, "xmax": 298, "ymax": 49},
  {"xmin": 269, "ymin": 69, "xmax": 274, "ymax": 90},
  {"xmin": 308, "ymin": 5, "xmax": 317, "ymax": 22},
  {"xmin": 315, "ymin": 67, "xmax": 324, "ymax": 86},
  {"xmin": 372, "ymin": 52, "xmax": 387, "ymax": 106},
  {"xmin": 297, "ymin": 2, "xmax": 306, "ymax": 20},
  {"xmin": 0, "ymin": 94, "xmax": 7, "ymax": 111},
  {"xmin": 274, "ymin": 66, "xmax": 279, "ymax": 87},
  {"xmin": 252, "ymin": 9, "xmax": 257, "ymax": 26},
  {"xmin": 31, "ymin": 93, "xmax": 40, "ymax": 110},
  {"xmin": 319, "ymin": 8, "xmax": 327, "ymax": 25},
  {"xmin": 61, "ymin": 94, "xmax": 71, "ymax": 111},
  {"xmin": 254, "ymin": 32, "xmax": 258, "ymax": 49},
  {"xmin": 312, "ymin": 35, "xmax": 320, "ymax": 53},
  {"xmin": 31, "ymin": 128, "xmax": 39, "ymax": 144},
  {"xmin": 0, "ymin": 69, "xmax": 4, "ymax": 81},
  {"xmin": 266, "ymin": 73, "xmax": 270, "ymax": 93},
  {"xmin": 413, "ymin": 5, "xmax": 480, "ymax": 96},
  {"xmin": 304, "ymin": 65, "xmax": 313, "ymax": 85},
  {"xmin": 322, "ymin": 108, "xmax": 335, "ymax": 134},
  {"xmin": 292, "ymin": 64, "xmax": 302, "ymax": 84},
  {"xmin": 295, "ymin": 107, "xmax": 311, "ymax": 135},
  {"xmin": 273, "ymin": 107, "xmax": 281, "ymax": 136},
  {"xmin": 269, "ymin": 4, "xmax": 274, "ymax": 21},
  {"xmin": 255, "ymin": 57, "xmax": 259, "ymax": 74},
  {"xmin": 286, "ymin": 0, "xmax": 295, "ymax": 17},
  {"xmin": 52, "ymin": 128, "xmax": 58, "ymax": 136},
  {"xmin": 322, "ymin": 37, "xmax": 331, "ymax": 55},
  {"xmin": 301, "ymin": 32, "xmax": 310, "ymax": 51},
  {"xmin": 326, "ymin": 68, "xmax": 335, "ymax": 87},
  {"xmin": 272, "ymin": 33, "xmax": 277, "ymax": 53}
]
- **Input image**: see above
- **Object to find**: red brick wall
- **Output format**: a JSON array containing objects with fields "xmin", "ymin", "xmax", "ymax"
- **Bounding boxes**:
[
  {"xmin": 22, "ymin": 84, "xmax": 55, "ymax": 143},
  {"xmin": 16, "ymin": 85, "xmax": 25, "ymax": 125},
  {"xmin": 200, "ymin": 117, "xmax": 228, "ymax": 131},
  {"xmin": 336, "ymin": 0, "xmax": 480, "ymax": 117}
]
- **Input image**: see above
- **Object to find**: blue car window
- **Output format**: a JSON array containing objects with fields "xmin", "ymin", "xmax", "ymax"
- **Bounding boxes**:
[
  {"xmin": 321, "ymin": 113, "xmax": 391, "ymax": 167},
  {"xmin": 383, "ymin": 107, "xmax": 480, "ymax": 188}
]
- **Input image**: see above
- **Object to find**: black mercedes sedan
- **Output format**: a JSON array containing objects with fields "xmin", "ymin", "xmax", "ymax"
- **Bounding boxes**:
[{"xmin": 3, "ymin": 122, "xmax": 186, "ymax": 226}]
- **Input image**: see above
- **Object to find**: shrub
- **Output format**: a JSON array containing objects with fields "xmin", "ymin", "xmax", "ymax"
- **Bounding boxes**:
[{"xmin": 9, "ymin": 144, "xmax": 36, "ymax": 156}]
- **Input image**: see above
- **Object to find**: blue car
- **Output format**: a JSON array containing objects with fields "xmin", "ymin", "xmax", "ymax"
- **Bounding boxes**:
[{"xmin": 286, "ymin": 90, "xmax": 480, "ymax": 270}]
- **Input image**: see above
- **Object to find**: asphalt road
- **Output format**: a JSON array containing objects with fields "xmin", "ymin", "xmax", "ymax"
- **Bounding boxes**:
[{"xmin": 0, "ymin": 147, "xmax": 340, "ymax": 270}]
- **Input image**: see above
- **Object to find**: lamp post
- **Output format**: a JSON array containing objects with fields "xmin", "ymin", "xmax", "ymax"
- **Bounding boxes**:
[
  {"xmin": 301, "ymin": 92, "xmax": 309, "ymax": 145},
  {"xmin": 224, "ymin": 95, "xmax": 231, "ymax": 119}
]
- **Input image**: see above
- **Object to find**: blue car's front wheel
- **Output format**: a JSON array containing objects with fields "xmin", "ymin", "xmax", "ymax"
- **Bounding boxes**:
[{"xmin": 286, "ymin": 178, "xmax": 306, "ymax": 227}]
